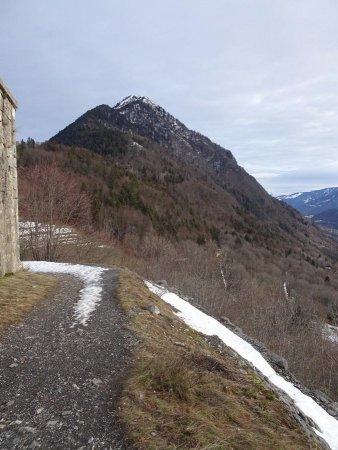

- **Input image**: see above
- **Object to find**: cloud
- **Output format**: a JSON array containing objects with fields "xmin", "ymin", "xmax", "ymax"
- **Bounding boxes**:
[{"xmin": 2, "ymin": 0, "xmax": 338, "ymax": 194}]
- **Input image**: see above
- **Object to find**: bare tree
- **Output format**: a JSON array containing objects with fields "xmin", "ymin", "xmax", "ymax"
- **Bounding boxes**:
[{"xmin": 19, "ymin": 163, "xmax": 91, "ymax": 261}]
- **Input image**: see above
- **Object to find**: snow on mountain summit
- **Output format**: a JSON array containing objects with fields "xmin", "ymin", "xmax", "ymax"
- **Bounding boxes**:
[
  {"xmin": 114, "ymin": 95, "xmax": 160, "ymax": 111},
  {"xmin": 111, "ymin": 94, "xmax": 201, "ymax": 145}
]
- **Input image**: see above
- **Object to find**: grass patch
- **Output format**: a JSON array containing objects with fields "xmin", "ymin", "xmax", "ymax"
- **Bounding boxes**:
[
  {"xmin": 117, "ymin": 269, "xmax": 316, "ymax": 450},
  {"xmin": 0, "ymin": 271, "xmax": 58, "ymax": 333}
]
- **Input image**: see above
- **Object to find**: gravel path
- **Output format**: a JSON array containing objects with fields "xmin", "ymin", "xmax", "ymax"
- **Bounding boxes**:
[{"xmin": 0, "ymin": 268, "xmax": 135, "ymax": 450}]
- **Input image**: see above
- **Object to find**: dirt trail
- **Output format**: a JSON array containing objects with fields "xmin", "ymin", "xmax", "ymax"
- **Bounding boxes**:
[{"xmin": 0, "ymin": 268, "xmax": 134, "ymax": 450}]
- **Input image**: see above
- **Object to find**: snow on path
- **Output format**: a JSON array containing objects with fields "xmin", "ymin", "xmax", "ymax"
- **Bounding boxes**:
[
  {"xmin": 146, "ymin": 282, "xmax": 338, "ymax": 450},
  {"xmin": 23, "ymin": 261, "xmax": 108, "ymax": 326}
]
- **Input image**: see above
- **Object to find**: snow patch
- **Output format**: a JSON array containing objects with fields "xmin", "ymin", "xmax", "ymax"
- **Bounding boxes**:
[
  {"xmin": 323, "ymin": 324, "xmax": 338, "ymax": 343},
  {"xmin": 114, "ymin": 95, "xmax": 138, "ymax": 109},
  {"xmin": 23, "ymin": 261, "xmax": 108, "ymax": 326},
  {"xmin": 131, "ymin": 141, "xmax": 144, "ymax": 151},
  {"xmin": 283, "ymin": 281, "xmax": 289, "ymax": 300},
  {"xmin": 114, "ymin": 95, "xmax": 159, "ymax": 110},
  {"xmin": 146, "ymin": 281, "xmax": 338, "ymax": 450},
  {"xmin": 279, "ymin": 192, "xmax": 303, "ymax": 199},
  {"xmin": 324, "ymin": 188, "xmax": 337, "ymax": 196}
]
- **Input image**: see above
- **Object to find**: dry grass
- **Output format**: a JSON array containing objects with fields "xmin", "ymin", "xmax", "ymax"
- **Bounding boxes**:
[
  {"xmin": 0, "ymin": 271, "xmax": 58, "ymax": 333},
  {"xmin": 117, "ymin": 269, "xmax": 319, "ymax": 450}
]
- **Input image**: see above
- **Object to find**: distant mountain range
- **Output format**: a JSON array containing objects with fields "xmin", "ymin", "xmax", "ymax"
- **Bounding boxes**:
[{"xmin": 277, "ymin": 188, "xmax": 338, "ymax": 229}]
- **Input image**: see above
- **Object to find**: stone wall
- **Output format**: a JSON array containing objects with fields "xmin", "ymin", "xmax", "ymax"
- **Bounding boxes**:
[{"xmin": 0, "ymin": 79, "xmax": 20, "ymax": 277}]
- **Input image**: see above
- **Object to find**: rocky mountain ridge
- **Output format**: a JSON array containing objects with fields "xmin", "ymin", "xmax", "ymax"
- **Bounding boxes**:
[
  {"xmin": 113, "ymin": 95, "xmax": 236, "ymax": 168},
  {"xmin": 52, "ymin": 95, "xmax": 236, "ymax": 178}
]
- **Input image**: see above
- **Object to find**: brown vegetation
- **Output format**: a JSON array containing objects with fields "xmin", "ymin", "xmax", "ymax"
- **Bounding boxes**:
[
  {"xmin": 117, "ymin": 269, "xmax": 320, "ymax": 449},
  {"xmin": 17, "ymin": 139, "xmax": 331, "ymax": 253},
  {"xmin": 19, "ymin": 162, "xmax": 91, "ymax": 261}
]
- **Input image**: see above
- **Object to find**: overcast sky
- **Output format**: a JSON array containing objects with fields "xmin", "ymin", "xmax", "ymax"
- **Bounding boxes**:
[{"xmin": 2, "ymin": 1, "xmax": 338, "ymax": 195}]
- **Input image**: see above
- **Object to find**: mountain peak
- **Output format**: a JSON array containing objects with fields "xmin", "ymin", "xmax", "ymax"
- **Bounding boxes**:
[
  {"xmin": 114, "ymin": 95, "xmax": 160, "ymax": 110},
  {"xmin": 51, "ymin": 94, "xmax": 236, "ymax": 172}
]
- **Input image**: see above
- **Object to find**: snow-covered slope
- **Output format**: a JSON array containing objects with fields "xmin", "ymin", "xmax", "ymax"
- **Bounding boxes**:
[{"xmin": 147, "ymin": 281, "xmax": 338, "ymax": 450}]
